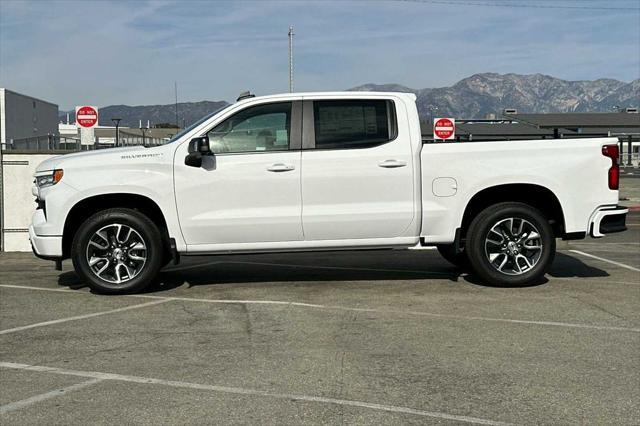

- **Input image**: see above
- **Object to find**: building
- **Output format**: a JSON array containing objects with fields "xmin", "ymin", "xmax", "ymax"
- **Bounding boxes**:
[
  {"xmin": 58, "ymin": 123, "xmax": 179, "ymax": 147},
  {"xmin": 502, "ymin": 111, "xmax": 640, "ymax": 166},
  {"xmin": 0, "ymin": 89, "xmax": 58, "ymax": 251},
  {"xmin": 0, "ymin": 88, "xmax": 59, "ymax": 148}
]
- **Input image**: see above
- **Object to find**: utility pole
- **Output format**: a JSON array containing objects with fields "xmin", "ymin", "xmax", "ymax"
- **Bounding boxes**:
[
  {"xmin": 174, "ymin": 81, "xmax": 179, "ymax": 128},
  {"xmin": 288, "ymin": 26, "xmax": 294, "ymax": 93}
]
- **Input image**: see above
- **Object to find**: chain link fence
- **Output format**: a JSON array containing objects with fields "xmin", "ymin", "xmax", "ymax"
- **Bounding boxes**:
[
  {"xmin": 3, "ymin": 133, "xmax": 170, "ymax": 152},
  {"xmin": 2, "ymin": 135, "xmax": 82, "ymax": 151},
  {"xmin": 621, "ymin": 153, "xmax": 640, "ymax": 168}
]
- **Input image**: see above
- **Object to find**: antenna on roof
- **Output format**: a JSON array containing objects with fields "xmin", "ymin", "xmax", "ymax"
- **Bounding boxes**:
[{"xmin": 236, "ymin": 91, "xmax": 255, "ymax": 101}]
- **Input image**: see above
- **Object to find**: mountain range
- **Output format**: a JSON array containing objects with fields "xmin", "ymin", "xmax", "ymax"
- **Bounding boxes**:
[
  {"xmin": 59, "ymin": 73, "xmax": 639, "ymax": 127},
  {"xmin": 351, "ymin": 73, "xmax": 639, "ymax": 121}
]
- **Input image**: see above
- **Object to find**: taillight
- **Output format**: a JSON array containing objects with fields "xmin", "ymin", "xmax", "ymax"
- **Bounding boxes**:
[{"xmin": 602, "ymin": 144, "xmax": 619, "ymax": 190}]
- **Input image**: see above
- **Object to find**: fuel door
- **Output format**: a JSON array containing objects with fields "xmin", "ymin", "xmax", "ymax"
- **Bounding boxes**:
[{"xmin": 432, "ymin": 177, "xmax": 458, "ymax": 197}]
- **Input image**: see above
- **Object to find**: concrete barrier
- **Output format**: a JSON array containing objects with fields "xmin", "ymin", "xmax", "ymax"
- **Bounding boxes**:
[{"xmin": 1, "ymin": 152, "xmax": 57, "ymax": 251}]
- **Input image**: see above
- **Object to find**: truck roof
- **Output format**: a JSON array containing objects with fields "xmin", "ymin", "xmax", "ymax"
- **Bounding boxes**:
[{"xmin": 235, "ymin": 91, "xmax": 417, "ymax": 105}]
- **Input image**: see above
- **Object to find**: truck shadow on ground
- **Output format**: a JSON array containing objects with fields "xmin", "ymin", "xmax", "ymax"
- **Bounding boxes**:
[
  {"xmin": 547, "ymin": 252, "xmax": 610, "ymax": 279},
  {"xmin": 56, "ymin": 251, "xmax": 609, "ymax": 293}
]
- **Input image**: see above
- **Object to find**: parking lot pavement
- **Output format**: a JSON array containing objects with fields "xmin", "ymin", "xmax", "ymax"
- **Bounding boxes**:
[
  {"xmin": 1, "ymin": 215, "xmax": 639, "ymax": 425},
  {"xmin": 619, "ymin": 175, "xmax": 640, "ymax": 209}
]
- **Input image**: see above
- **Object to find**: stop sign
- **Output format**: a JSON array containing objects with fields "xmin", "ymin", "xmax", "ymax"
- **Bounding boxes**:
[
  {"xmin": 76, "ymin": 106, "xmax": 99, "ymax": 128},
  {"xmin": 433, "ymin": 117, "xmax": 455, "ymax": 140}
]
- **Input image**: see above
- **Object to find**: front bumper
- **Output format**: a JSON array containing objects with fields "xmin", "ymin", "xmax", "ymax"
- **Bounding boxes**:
[
  {"xmin": 589, "ymin": 206, "xmax": 628, "ymax": 238},
  {"xmin": 29, "ymin": 225, "xmax": 63, "ymax": 259}
]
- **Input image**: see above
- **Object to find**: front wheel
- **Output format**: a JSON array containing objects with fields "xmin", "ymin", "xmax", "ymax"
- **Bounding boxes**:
[
  {"xmin": 71, "ymin": 208, "xmax": 164, "ymax": 294},
  {"xmin": 465, "ymin": 202, "xmax": 555, "ymax": 286}
]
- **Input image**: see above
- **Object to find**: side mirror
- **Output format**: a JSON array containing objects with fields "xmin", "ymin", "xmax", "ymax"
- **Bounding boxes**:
[
  {"xmin": 188, "ymin": 136, "xmax": 212, "ymax": 154},
  {"xmin": 184, "ymin": 151, "xmax": 203, "ymax": 168},
  {"xmin": 185, "ymin": 136, "xmax": 213, "ymax": 168}
]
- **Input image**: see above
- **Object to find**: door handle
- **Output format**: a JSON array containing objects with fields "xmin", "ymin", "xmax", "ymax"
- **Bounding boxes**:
[
  {"xmin": 378, "ymin": 159, "xmax": 407, "ymax": 168},
  {"xmin": 267, "ymin": 163, "xmax": 295, "ymax": 172}
]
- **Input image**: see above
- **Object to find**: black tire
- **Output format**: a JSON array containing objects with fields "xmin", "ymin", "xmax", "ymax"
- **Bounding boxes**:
[
  {"xmin": 436, "ymin": 244, "xmax": 469, "ymax": 269},
  {"xmin": 466, "ymin": 202, "xmax": 555, "ymax": 287},
  {"xmin": 71, "ymin": 208, "xmax": 164, "ymax": 294}
]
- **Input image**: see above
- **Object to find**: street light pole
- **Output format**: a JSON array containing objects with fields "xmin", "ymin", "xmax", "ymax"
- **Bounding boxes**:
[
  {"xmin": 140, "ymin": 126, "xmax": 147, "ymax": 147},
  {"xmin": 111, "ymin": 118, "xmax": 122, "ymax": 147}
]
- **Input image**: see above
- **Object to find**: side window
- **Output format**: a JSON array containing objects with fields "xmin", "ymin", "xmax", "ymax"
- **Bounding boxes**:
[
  {"xmin": 207, "ymin": 102, "xmax": 291, "ymax": 154},
  {"xmin": 313, "ymin": 100, "xmax": 396, "ymax": 149}
]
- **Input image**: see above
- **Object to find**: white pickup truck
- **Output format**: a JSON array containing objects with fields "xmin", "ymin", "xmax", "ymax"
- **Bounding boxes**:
[{"xmin": 30, "ymin": 92, "xmax": 627, "ymax": 294}]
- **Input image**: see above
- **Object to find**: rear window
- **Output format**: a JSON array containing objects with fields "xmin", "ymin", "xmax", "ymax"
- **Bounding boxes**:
[{"xmin": 313, "ymin": 100, "xmax": 396, "ymax": 149}]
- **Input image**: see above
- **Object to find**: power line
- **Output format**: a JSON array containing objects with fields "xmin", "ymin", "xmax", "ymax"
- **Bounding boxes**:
[{"xmin": 395, "ymin": 0, "xmax": 640, "ymax": 11}]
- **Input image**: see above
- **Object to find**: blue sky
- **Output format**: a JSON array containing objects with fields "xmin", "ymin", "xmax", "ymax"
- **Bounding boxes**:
[{"xmin": 1, "ymin": 0, "xmax": 638, "ymax": 109}]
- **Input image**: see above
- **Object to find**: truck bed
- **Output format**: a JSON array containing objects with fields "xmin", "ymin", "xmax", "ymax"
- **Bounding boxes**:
[{"xmin": 418, "ymin": 137, "xmax": 620, "ymax": 243}]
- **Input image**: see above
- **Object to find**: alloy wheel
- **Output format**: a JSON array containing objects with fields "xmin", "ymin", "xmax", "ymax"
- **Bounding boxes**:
[
  {"xmin": 484, "ymin": 217, "xmax": 543, "ymax": 275},
  {"xmin": 85, "ymin": 223, "xmax": 147, "ymax": 284}
]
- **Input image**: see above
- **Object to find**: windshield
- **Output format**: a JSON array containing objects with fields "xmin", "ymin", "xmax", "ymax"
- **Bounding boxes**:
[{"xmin": 166, "ymin": 105, "xmax": 230, "ymax": 144}]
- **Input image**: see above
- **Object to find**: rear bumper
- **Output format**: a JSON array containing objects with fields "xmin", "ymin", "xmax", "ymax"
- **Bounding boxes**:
[
  {"xmin": 29, "ymin": 225, "xmax": 63, "ymax": 259},
  {"xmin": 589, "ymin": 206, "xmax": 628, "ymax": 238}
]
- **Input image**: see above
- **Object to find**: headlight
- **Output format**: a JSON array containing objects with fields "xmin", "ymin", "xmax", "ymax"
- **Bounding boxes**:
[{"xmin": 36, "ymin": 169, "xmax": 64, "ymax": 188}]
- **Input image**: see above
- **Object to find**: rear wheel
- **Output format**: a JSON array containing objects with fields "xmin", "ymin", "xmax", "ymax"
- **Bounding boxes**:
[
  {"xmin": 466, "ymin": 202, "xmax": 555, "ymax": 286},
  {"xmin": 71, "ymin": 208, "xmax": 163, "ymax": 294}
]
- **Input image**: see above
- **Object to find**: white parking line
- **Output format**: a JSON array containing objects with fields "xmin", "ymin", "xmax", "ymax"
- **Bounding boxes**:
[
  {"xmin": 0, "ymin": 300, "xmax": 171, "ymax": 335},
  {"xmin": 0, "ymin": 378, "xmax": 102, "ymax": 414},
  {"xmin": 570, "ymin": 242, "xmax": 640, "ymax": 245},
  {"xmin": 0, "ymin": 362, "xmax": 510, "ymax": 425},
  {"xmin": 569, "ymin": 250, "xmax": 640, "ymax": 272},
  {"xmin": 0, "ymin": 284, "xmax": 78, "ymax": 293},
  {"xmin": 553, "ymin": 277, "xmax": 640, "ymax": 286},
  {"xmin": 130, "ymin": 295, "xmax": 640, "ymax": 333},
  {"xmin": 1, "ymin": 284, "xmax": 637, "ymax": 333}
]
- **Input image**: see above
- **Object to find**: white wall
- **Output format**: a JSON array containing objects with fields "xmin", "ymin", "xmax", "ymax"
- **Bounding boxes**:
[{"xmin": 1, "ymin": 153, "xmax": 57, "ymax": 251}]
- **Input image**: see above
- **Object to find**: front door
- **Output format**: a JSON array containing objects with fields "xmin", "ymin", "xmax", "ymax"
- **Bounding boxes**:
[{"xmin": 174, "ymin": 101, "xmax": 304, "ymax": 247}]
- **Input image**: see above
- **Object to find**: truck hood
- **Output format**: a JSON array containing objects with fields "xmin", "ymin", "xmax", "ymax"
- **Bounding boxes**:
[{"xmin": 35, "ymin": 146, "xmax": 149, "ymax": 173}]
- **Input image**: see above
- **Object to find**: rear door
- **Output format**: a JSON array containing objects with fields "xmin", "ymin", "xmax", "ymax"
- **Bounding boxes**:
[{"xmin": 300, "ymin": 98, "xmax": 415, "ymax": 240}]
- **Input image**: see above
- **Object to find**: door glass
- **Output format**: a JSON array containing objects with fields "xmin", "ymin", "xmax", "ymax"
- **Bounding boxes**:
[
  {"xmin": 206, "ymin": 102, "xmax": 291, "ymax": 153},
  {"xmin": 313, "ymin": 100, "xmax": 395, "ymax": 149}
]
